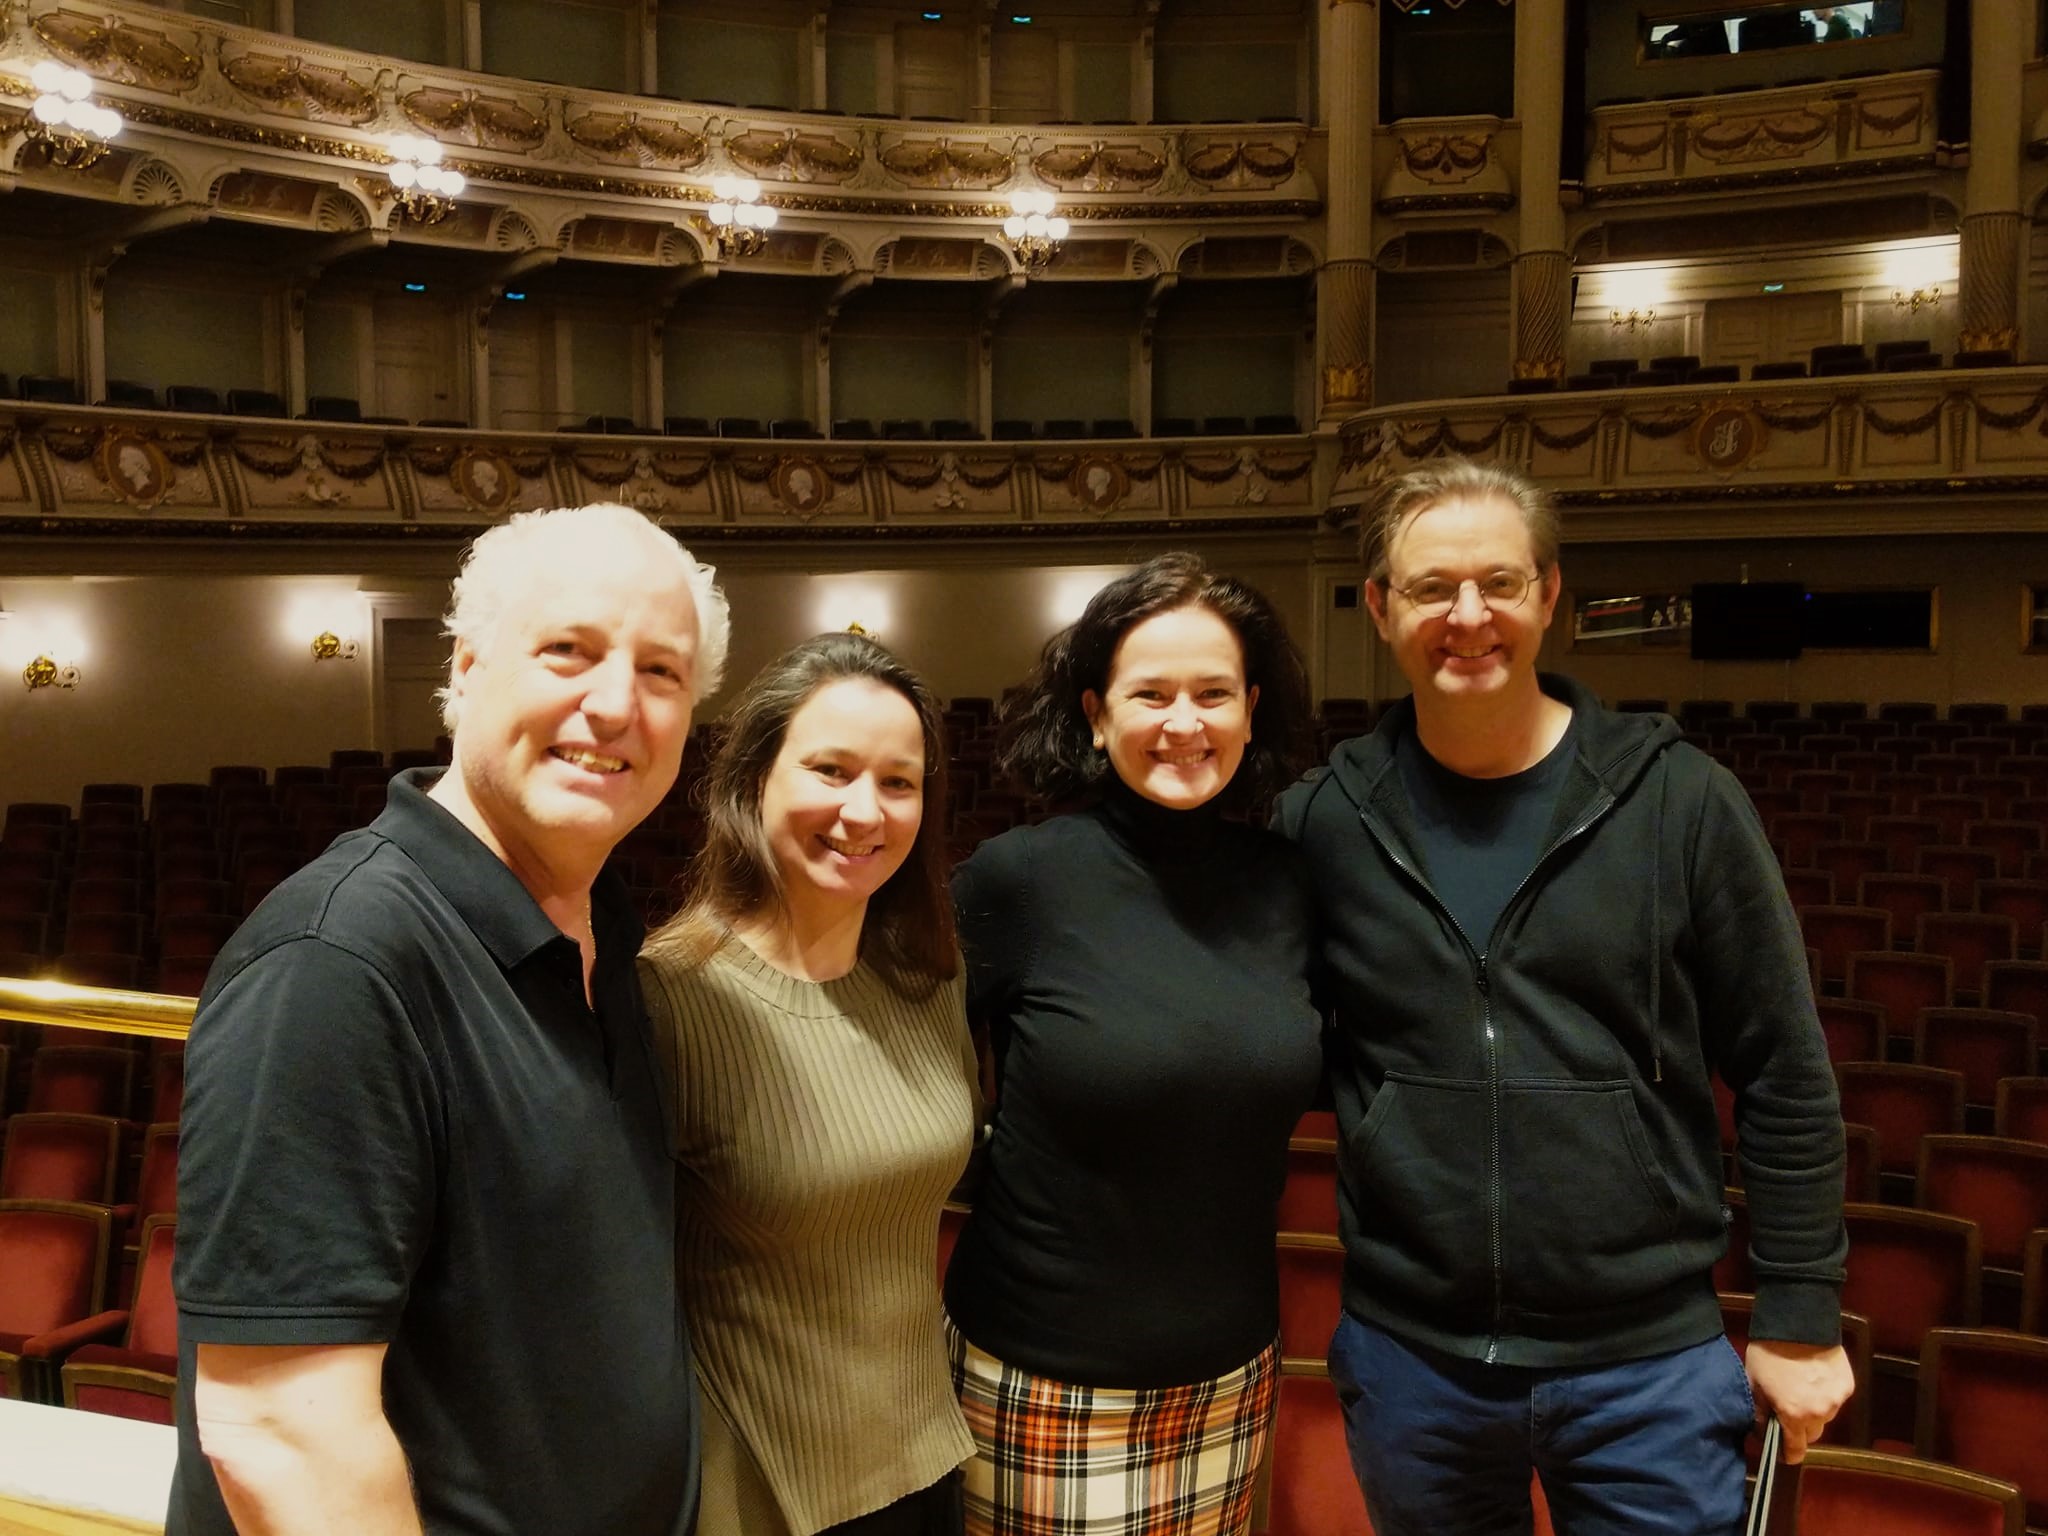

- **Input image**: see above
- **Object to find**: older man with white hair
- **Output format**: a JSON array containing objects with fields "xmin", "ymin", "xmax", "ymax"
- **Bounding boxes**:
[{"xmin": 169, "ymin": 503, "xmax": 729, "ymax": 1536}]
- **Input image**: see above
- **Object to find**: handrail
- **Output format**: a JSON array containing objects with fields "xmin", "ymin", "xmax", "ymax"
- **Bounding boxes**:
[{"xmin": 0, "ymin": 978, "xmax": 194, "ymax": 1043}]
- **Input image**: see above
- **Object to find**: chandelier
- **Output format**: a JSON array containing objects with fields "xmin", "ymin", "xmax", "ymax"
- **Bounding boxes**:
[
  {"xmin": 707, "ymin": 176, "xmax": 779, "ymax": 258},
  {"xmin": 384, "ymin": 134, "xmax": 466, "ymax": 224},
  {"xmin": 1002, "ymin": 190, "xmax": 1069, "ymax": 273},
  {"xmin": 26, "ymin": 61, "xmax": 122, "ymax": 170}
]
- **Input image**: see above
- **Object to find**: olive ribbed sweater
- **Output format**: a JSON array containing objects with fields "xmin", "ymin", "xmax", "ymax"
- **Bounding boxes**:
[{"xmin": 640, "ymin": 937, "xmax": 978, "ymax": 1536}]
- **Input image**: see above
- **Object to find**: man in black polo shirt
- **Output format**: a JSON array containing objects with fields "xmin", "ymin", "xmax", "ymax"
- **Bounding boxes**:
[
  {"xmin": 1275, "ymin": 458, "xmax": 1853, "ymax": 1535},
  {"xmin": 169, "ymin": 502, "xmax": 730, "ymax": 1536}
]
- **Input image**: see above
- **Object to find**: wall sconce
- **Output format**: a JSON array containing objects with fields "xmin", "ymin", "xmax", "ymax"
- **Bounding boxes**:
[
  {"xmin": 1893, "ymin": 284, "xmax": 1941, "ymax": 314},
  {"xmin": 6, "ymin": 611, "xmax": 85, "ymax": 691},
  {"xmin": 23, "ymin": 652, "xmax": 81, "ymax": 690},
  {"xmin": 310, "ymin": 630, "xmax": 359, "ymax": 661},
  {"xmin": 381, "ymin": 134, "xmax": 465, "ymax": 224},
  {"xmin": 1002, "ymin": 189, "xmax": 1069, "ymax": 274},
  {"xmin": 25, "ymin": 60, "xmax": 122, "ymax": 170},
  {"xmin": 1609, "ymin": 307, "xmax": 1657, "ymax": 333},
  {"xmin": 706, "ymin": 176, "xmax": 779, "ymax": 258}
]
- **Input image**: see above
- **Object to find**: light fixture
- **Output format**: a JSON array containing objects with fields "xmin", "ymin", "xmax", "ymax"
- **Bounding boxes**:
[
  {"xmin": 382, "ymin": 134, "xmax": 465, "ymax": 224},
  {"xmin": 11, "ymin": 620, "xmax": 85, "ymax": 691},
  {"xmin": 23, "ymin": 653, "xmax": 80, "ymax": 690},
  {"xmin": 705, "ymin": 176, "xmax": 779, "ymax": 258},
  {"xmin": 24, "ymin": 60, "xmax": 122, "ymax": 170},
  {"xmin": 1002, "ymin": 189, "xmax": 1070, "ymax": 274},
  {"xmin": 1893, "ymin": 283, "xmax": 1941, "ymax": 314},
  {"xmin": 1609, "ymin": 307, "xmax": 1656, "ymax": 333},
  {"xmin": 310, "ymin": 630, "xmax": 359, "ymax": 661}
]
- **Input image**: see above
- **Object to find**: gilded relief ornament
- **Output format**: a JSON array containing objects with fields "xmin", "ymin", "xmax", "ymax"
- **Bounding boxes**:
[
  {"xmin": 1069, "ymin": 455, "xmax": 1129, "ymax": 512},
  {"xmin": 98, "ymin": 430, "xmax": 173, "ymax": 510},
  {"xmin": 1691, "ymin": 403, "xmax": 1768, "ymax": 474},
  {"xmin": 772, "ymin": 458, "xmax": 829, "ymax": 515},
  {"xmin": 451, "ymin": 449, "xmax": 516, "ymax": 512},
  {"xmin": 1322, "ymin": 363, "xmax": 1371, "ymax": 409}
]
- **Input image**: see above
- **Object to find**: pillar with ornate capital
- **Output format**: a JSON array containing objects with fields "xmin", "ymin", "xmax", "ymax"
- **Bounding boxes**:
[
  {"xmin": 1960, "ymin": 0, "xmax": 2023, "ymax": 352},
  {"xmin": 1512, "ymin": 0, "xmax": 1570, "ymax": 380},
  {"xmin": 1317, "ymin": 0, "xmax": 1376, "ymax": 421}
]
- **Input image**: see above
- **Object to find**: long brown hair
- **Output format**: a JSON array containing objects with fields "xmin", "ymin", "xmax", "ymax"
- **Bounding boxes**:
[{"xmin": 646, "ymin": 631, "xmax": 957, "ymax": 995}]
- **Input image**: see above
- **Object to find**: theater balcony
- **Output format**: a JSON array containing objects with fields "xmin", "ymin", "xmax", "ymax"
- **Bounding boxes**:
[{"xmin": 1334, "ymin": 361, "xmax": 2048, "ymax": 543}]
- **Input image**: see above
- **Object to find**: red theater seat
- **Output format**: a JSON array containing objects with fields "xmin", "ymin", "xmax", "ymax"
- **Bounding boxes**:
[
  {"xmin": 24, "ymin": 1047, "xmax": 136, "ymax": 1118},
  {"xmin": 1834, "ymin": 1062, "xmax": 1966, "ymax": 1178},
  {"xmin": 1914, "ymin": 1136, "xmax": 2048, "ymax": 1274},
  {"xmin": 1261, "ymin": 1367, "xmax": 1373, "ymax": 1536},
  {"xmin": 1914, "ymin": 1329, "xmax": 2048, "ymax": 1534},
  {"xmin": 1795, "ymin": 1446, "xmax": 2022, "ymax": 1536},
  {"xmin": 0, "ymin": 1198, "xmax": 112, "ymax": 1401},
  {"xmin": 58, "ymin": 1213, "xmax": 179, "ymax": 1424},
  {"xmin": 1275, "ymin": 1234, "xmax": 1343, "ymax": 1364},
  {"xmin": 1994, "ymin": 1078, "xmax": 2048, "ymax": 1144},
  {"xmin": 0, "ymin": 1113, "xmax": 121, "ymax": 1205},
  {"xmin": 1277, "ymin": 1139, "xmax": 1340, "ymax": 1236},
  {"xmin": 1817, "ymin": 999, "xmax": 1888, "ymax": 1064},
  {"xmin": 1847, "ymin": 952, "xmax": 1954, "ymax": 1045},
  {"xmin": 1803, "ymin": 908, "xmax": 1892, "ymax": 991},
  {"xmin": 1841, "ymin": 1204, "xmax": 1981, "ymax": 1366},
  {"xmin": 1916, "ymin": 914, "xmax": 2018, "ymax": 1002},
  {"xmin": 1913, "ymin": 1010, "xmax": 2040, "ymax": 1112}
]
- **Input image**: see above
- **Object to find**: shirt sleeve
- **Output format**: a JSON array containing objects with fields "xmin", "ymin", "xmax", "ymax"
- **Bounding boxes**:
[
  {"xmin": 1686, "ymin": 761, "xmax": 1848, "ymax": 1346},
  {"xmin": 950, "ymin": 832, "xmax": 1034, "ymax": 1028},
  {"xmin": 174, "ymin": 936, "xmax": 441, "ymax": 1346}
]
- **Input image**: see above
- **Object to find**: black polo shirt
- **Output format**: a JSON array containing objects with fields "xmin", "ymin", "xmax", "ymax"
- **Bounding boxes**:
[{"xmin": 169, "ymin": 769, "xmax": 697, "ymax": 1536}]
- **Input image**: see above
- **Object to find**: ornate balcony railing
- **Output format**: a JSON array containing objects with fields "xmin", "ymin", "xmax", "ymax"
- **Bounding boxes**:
[
  {"xmin": 0, "ymin": 404, "xmax": 1323, "ymax": 541},
  {"xmin": 1584, "ymin": 70, "xmax": 1943, "ymax": 201},
  {"xmin": 1334, "ymin": 365, "xmax": 2048, "ymax": 541},
  {"xmin": 0, "ymin": 0, "xmax": 1318, "ymax": 265}
]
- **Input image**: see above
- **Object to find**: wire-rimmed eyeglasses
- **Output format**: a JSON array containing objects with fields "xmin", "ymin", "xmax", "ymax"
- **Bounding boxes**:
[{"xmin": 1386, "ymin": 570, "xmax": 1540, "ymax": 618}]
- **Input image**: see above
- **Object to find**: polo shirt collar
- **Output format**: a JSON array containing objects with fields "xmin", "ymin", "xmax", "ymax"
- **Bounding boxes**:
[{"xmin": 372, "ymin": 768, "xmax": 643, "ymax": 972}]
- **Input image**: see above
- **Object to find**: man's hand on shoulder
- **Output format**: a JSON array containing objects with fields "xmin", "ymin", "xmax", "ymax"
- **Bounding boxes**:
[{"xmin": 1743, "ymin": 1338, "xmax": 1855, "ymax": 1463}]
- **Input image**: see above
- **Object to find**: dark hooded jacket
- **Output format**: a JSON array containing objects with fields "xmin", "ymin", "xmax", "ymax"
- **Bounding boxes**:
[{"xmin": 1273, "ymin": 674, "xmax": 1846, "ymax": 1368}]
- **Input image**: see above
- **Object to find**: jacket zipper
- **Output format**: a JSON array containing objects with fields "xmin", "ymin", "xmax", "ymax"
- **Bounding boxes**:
[{"xmin": 1357, "ymin": 791, "xmax": 1615, "ymax": 1362}]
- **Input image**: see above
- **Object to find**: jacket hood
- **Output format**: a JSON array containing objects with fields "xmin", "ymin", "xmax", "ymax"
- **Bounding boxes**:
[{"xmin": 1322, "ymin": 673, "xmax": 1682, "ymax": 809}]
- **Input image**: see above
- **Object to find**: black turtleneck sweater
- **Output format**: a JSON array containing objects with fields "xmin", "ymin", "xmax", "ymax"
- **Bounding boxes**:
[{"xmin": 943, "ymin": 779, "xmax": 1323, "ymax": 1388}]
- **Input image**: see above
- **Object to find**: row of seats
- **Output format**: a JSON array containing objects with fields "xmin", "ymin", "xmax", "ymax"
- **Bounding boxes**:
[
  {"xmin": 0, "ymin": 1200, "xmax": 175, "ymax": 1421},
  {"xmin": 1499, "ymin": 342, "xmax": 2015, "ymax": 397}
]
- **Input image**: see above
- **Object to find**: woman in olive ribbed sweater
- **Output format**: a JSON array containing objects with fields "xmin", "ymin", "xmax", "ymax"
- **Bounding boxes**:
[
  {"xmin": 944, "ymin": 554, "xmax": 1322, "ymax": 1536},
  {"xmin": 642, "ymin": 632, "xmax": 977, "ymax": 1536}
]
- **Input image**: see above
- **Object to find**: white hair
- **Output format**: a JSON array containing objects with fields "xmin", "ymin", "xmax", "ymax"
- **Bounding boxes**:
[{"xmin": 437, "ymin": 503, "xmax": 731, "ymax": 731}]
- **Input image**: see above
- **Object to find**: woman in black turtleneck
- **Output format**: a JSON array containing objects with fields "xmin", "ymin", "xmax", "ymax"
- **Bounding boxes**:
[{"xmin": 944, "ymin": 553, "xmax": 1322, "ymax": 1536}]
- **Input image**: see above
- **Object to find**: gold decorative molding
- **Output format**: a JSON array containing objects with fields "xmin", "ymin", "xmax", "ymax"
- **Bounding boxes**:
[
  {"xmin": 1323, "ymin": 362, "xmax": 1372, "ymax": 408},
  {"xmin": 0, "ymin": 405, "xmax": 1325, "ymax": 539},
  {"xmin": 33, "ymin": 7, "xmax": 202, "ymax": 91},
  {"xmin": 220, "ymin": 50, "xmax": 378, "ymax": 124},
  {"xmin": 1586, "ymin": 70, "xmax": 1939, "ymax": 200},
  {"xmin": 1960, "ymin": 328, "xmax": 2020, "ymax": 353}
]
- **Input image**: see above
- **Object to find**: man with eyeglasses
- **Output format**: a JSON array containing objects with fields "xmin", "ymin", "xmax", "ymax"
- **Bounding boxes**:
[{"xmin": 1274, "ymin": 457, "xmax": 1852, "ymax": 1535}]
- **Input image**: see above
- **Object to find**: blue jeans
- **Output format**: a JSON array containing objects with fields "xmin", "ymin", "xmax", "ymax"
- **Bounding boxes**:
[{"xmin": 1327, "ymin": 1313, "xmax": 1753, "ymax": 1536}]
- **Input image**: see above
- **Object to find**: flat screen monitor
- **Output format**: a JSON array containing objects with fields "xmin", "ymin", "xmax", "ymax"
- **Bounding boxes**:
[{"xmin": 1689, "ymin": 581, "xmax": 1805, "ymax": 660}]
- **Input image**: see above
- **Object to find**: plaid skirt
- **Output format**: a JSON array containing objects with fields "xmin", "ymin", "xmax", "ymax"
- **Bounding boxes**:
[{"xmin": 945, "ymin": 1317, "xmax": 1278, "ymax": 1536}]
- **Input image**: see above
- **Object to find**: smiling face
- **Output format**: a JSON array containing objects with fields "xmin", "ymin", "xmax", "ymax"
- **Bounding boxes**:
[
  {"xmin": 1082, "ymin": 603, "xmax": 1259, "ymax": 811},
  {"xmin": 440, "ymin": 531, "xmax": 699, "ymax": 878},
  {"xmin": 1367, "ymin": 490, "xmax": 1561, "ymax": 712},
  {"xmin": 759, "ymin": 676, "xmax": 926, "ymax": 926}
]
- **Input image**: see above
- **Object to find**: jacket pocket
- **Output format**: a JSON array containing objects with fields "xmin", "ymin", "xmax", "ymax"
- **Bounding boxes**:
[
  {"xmin": 1498, "ymin": 1080, "xmax": 1680, "ymax": 1322},
  {"xmin": 1343, "ymin": 1074, "xmax": 1493, "ymax": 1319}
]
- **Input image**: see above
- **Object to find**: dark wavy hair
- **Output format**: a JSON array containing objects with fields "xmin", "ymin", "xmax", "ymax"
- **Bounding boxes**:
[
  {"xmin": 647, "ymin": 632, "xmax": 956, "ymax": 996},
  {"xmin": 997, "ymin": 552, "xmax": 1312, "ymax": 811}
]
